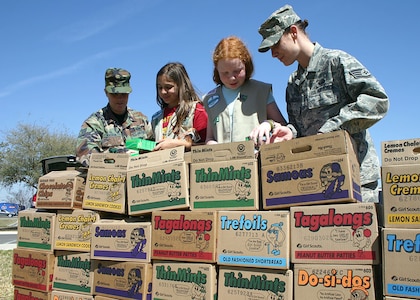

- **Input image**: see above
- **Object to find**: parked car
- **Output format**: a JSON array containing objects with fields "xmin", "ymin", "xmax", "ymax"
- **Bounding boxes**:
[
  {"xmin": 31, "ymin": 155, "xmax": 82, "ymax": 208},
  {"xmin": 0, "ymin": 202, "xmax": 19, "ymax": 217}
]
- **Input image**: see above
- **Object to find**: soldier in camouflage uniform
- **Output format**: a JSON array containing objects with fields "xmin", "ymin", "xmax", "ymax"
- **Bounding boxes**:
[
  {"xmin": 257, "ymin": 5, "xmax": 389, "ymax": 202},
  {"xmin": 76, "ymin": 68, "xmax": 152, "ymax": 167}
]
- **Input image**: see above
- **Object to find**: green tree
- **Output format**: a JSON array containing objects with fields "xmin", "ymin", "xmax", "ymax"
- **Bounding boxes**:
[{"xmin": 0, "ymin": 122, "xmax": 77, "ymax": 190}]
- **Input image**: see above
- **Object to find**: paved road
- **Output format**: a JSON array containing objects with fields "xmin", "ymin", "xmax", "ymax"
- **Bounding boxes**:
[{"xmin": 0, "ymin": 229, "xmax": 17, "ymax": 250}]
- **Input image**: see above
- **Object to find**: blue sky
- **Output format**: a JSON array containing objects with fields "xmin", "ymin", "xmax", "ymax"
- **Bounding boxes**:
[{"xmin": 1, "ymin": 1, "xmax": 419, "ymax": 197}]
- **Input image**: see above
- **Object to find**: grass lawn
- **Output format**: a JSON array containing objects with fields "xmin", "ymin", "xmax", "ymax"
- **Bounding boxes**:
[{"xmin": 0, "ymin": 250, "xmax": 13, "ymax": 300}]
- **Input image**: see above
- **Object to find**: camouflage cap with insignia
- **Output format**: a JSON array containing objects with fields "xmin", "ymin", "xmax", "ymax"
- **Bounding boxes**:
[
  {"xmin": 258, "ymin": 4, "xmax": 301, "ymax": 53},
  {"xmin": 105, "ymin": 68, "xmax": 132, "ymax": 93}
]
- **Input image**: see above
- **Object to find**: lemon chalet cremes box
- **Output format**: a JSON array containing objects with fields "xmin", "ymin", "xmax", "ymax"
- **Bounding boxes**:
[
  {"xmin": 381, "ymin": 138, "xmax": 420, "ymax": 228},
  {"xmin": 189, "ymin": 141, "xmax": 259, "ymax": 211},
  {"xmin": 259, "ymin": 130, "xmax": 362, "ymax": 209}
]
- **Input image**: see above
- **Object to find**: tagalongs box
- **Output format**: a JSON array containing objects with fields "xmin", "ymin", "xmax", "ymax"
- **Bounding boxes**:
[
  {"xmin": 12, "ymin": 248, "xmax": 55, "ymax": 292},
  {"xmin": 290, "ymin": 202, "xmax": 380, "ymax": 264},
  {"xmin": 151, "ymin": 210, "xmax": 217, "ymax": 263},
  {"xmin": 260, "ymin": 130, "xmax": 362, "ymax": 209}
]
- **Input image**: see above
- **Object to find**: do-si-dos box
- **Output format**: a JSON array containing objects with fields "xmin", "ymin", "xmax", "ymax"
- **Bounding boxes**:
[
  {"xmin": 90, "ymin": 219, "xmax": 152, "ymax": 263},
  {"xmin": 152, "ymin": 261, "xmax": 217, "ymax": 300},
  {"xmin": 190, "ymin": 141, "xmax": 259, "ymax": 211},
  {"xmin": 382, "ymin": 228, "xmax": 420, "ymax": 299},
  {"xmin": 92, "ymin": 260, "xmax": 152, "ymax": 300},
  {"xmin": 53, "ymin": 251, "xmax": 93, "ymax": 295},
  {"xmin": 51, "ymin": 290, "xmax": 94, "ymax": 300},
  {"xmin": 259, "ymin": 130, "xmax": 362, "ymax": 209},
  {"xmin": 290, "ymin": 202, "xmax": 380, "ymax": 264},
  {"xmin": 294, "ymin": 264, "xmax": 378, "ymax": 300},
  {"xmin": 83, "ymin": 153, "xmax": 133, "ymax": 214},
  {"xmin": 218, "ymin": 266, "xmax": 293, "ymax": 300},
  {"xmin": 381, "ymin": 138, "xmax": 420, "ymax": 228},
  {"xmin": 36, "ymin": 170, "xmax": 85, "ymax": 209},
  {"xmin": 17, "ymin": 209, "xmax": 56, "ymax": 253},
  {"xmin": 127, "ymin": 146, "xmax": 189, "ymax": 215},
  {"xmin": 12, "ymin": 248, "xmax": 55, "ymax": 292},
  {"xmin": 151, "ymin": 210, "xmax": 218, "ymax": 263},
  {"xmin": 216, "ymin": 210, "xmax": 290, "ymax": 269},
  {"xmin": 54, "ymin": 209, "xmax": 99, "ymax": 252}
]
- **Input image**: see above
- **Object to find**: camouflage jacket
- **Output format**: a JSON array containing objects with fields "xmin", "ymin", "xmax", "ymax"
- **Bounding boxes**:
[
  {"xmin": 76, "ymin": 104, "xmax": 152, "ymax": 166},
  {"xmin": 286, "ymin": 43, "xmax": 389, "ymax": 185}
]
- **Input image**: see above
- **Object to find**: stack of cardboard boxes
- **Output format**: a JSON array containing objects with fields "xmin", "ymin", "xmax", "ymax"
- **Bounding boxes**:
[
  {"xmin": 12, "ymin": 130, "xmax": 418, "ymax": 299},
  {"xmin": 381, "ymin": 138, "xmax": 420, "ymax": 300}
]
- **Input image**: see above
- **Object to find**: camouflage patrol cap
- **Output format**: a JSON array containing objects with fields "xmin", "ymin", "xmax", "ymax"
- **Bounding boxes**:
[
  {"xmin": 258, "ymin": 4, "xmax": 301, "ymax": 53},
  {"xmin": 105, "ymin": 68, "xmax": 132, "ymax": 93}
]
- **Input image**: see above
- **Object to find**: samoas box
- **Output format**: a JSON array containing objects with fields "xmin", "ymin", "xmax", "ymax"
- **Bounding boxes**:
[
  {"xmin": 90, "ymin": 219, "xmax": 152, "ymax": 263},
  {"xmin": 151, "ymin": 210, "xmax": 218, "ymax": 263},
  {"xmin": 216, "ymin": 210, "xmax": 290, "ymax": 269},
  {"xmin": 92, "ymin": 260, "xmax": 153, "ymax": 300},
  {"xmin": 260, "ymin": 130, "xmax": 361, "ymax": 209}
]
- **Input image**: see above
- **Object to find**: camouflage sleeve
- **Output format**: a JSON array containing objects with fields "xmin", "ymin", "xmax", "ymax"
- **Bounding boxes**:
[
  {"xmin": 75, "ymin": 114, "xmax": 104, "ymax": 166},
  {"xmin": 318, "ymin": 53, "xmax": 389, "ymax": 135}
]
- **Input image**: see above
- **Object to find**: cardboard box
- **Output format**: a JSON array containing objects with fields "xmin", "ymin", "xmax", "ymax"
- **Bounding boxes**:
[
  {"xmin": 216, "ymin": 210, "xmax": 290, "ymax": 269},
  {"xmin": 53, "ymin": 251, "xmax": 94, "ymax": 294},
  {"xmin": 290, "ymin": 202, "xmax": 380, "ymax": 264},
  {"xmin": 381, "ymin": 138, "xmax": 420, "ymax": 228},
  {"xmin": 190, "ymin": 141, "xmax": 259, "ymax": 211},
  {"xmin": 294, "ymin": 264, "xmax": 378, "ymax": 300},
  {"xmin": 217, "ymin": 266, "xmax": 293, "ymax": 300},
  {"xmin": 260, "ymin": 130, "xmax": 362, "ymax": 209},
  {"xmin": 12, "ymin": 248, "xmax": 55, "ymax": 292},
  {"xmin": 151, "ymin": 211, "xmax": 217, "ymax": 263},
  {"xmin": 17, "ymin": 209, "xmax": 56, "ymax": 253},
  {"xmin": 83, "ymin": 153, "xmax": 131, "ymax": 214},
  {"xmin": 13, "ymin": 287, "xmax": 50, "ymax": 300},
  {"xmin": 127, "ymin": 146, "xmax": 190, "ymax": 215},
  {"xmin": 152, "ymin": 261, "xmax": 217, "ymax": 300},
  {"xmin": 90, "ymin": 219, "xmax": 152, "ymax": 263},
  {"xmin": 36, "ymin": 170, "xmax": 85, "ymax": 209},
  {"xmin": 51, "ymin": 290, "xmax": 95, "ymax": 300},
  {"xmin": 382, "ymin": 228, "xmax": 420, "ymax": 299},
  {"xmin": 92, "ymin": 260, "xmax": 153, "ymax": 300},
  {"xmin": 54, "ymin": 209, "xmax": 99, "ymax": 252}
]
